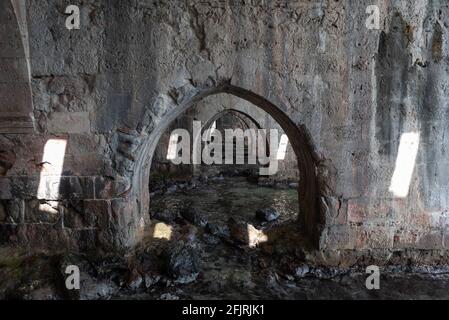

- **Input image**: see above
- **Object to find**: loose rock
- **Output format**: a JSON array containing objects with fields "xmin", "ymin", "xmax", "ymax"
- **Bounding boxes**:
[
  {"xmin": 181, "ymin": 207, "xmax": 208, "ymax": 228},
  {"xmin": 166, "ymin": 242, "xmax": 200, "ymax": 284},
  {"xmin": 294, "ymin": 265, "xmax": 310, "ymax": 278},
  {"xmin": 228, "ymin": 218, "xmax": 268, "ymax": 248},
  {"xmin": 256, "ymin": 208, "xmax": 280, "ymax": 222},
  {"xmin": 152, "ymin": 209, "xmax": 178, "ymax": 223}
]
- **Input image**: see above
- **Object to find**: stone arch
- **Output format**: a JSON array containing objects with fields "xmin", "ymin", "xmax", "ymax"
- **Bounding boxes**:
[
  {"xmin": 191, "ymin": 108, "xmax": 265, "ymax": 177},
  {"xmin": 201, "ymin": 109, "xmax": 263, "ymax": 132},
  {"xmin": 134, "ymin": 83, "xmax": 322, "ymax": 246},
  {"xmin": 0, "ymin": 0, "xmax": 34, "ymax": 133},
  {"xmin": 195, "ymin": 108, "xmax": 262, "ymax": 159}
]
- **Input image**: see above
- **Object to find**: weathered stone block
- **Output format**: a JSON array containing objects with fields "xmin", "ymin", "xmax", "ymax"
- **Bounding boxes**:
[
  {"xmin": 355, "ymin": 226, "xmax": 394, "ymax": 249},
  {"xmin": 11, "ymin": 176, "xmax": 39, "ymax": 199},
  {"xmin": 322, "ymin": 196, "xmax": 346, "ymax": 226},
  {"xmin": 15, "ymin": 223, "xmax": 69, "ymax": 248},
  {"xmin": 25, "ymin": 199, "xmax": 61, "ymax": 224},
  {"xmin": 416, "ymin": 230, "xmax": 443, "ymax": 250},
  {"xmin": 393, "ymin": 229, "xmax": 418, "ymax": 249},
  {"xmin": 94, "ymin": 92, "xmax": 132, "ymax": 133},
  {"xmin": 347, "ymin": 199, "xmax": 365, "ymax": 224},
  {"xmin": 47, "ymin": 112, "xmax": 91, "ymax": 134},
  {"xmin": 395, "ymin": 227, "xmax": 443, "ymax": 250},
  {"xmin": 429, "ymin": 211, "xmax": 449, "ymax": 229},
  {"xmin": 84, "ymin": 200, "xmax": 110, "ymax": 229},
  {"xmin": 0, "ymin": 177, "xmax": 12, "ymax": 199},
  {"xmin": 323, "ymin": 225, "xmax": 357, "ymax": 250},
  {"xmin": 63, "ymin": 201, "xmax": 85, "ymax": 229},
  {"xmin": 72, "ymin": 228, "xmax": 98, "ymax": 252},
  {"xmin": 62, "ymin": 155, "xmax": 107, "ymax": 176},
  {"xmin": 95, "ymin": 176, "xmax": 131, "ymax": 199},
  {"xmin": 0, "ymin": 224, "xmax": 19, "ymax": 243},
  {"xmin": 58, "ymin": 176, "xmax": 95, "ymax": 200},
  {"xmin": 114, "ymin": 155, "xmax": 135, "ymax": 176},
  {"xmin": 63, "ymin": 200, "xmax": 108, "ymax": 230},
  {"xmin": 347, "ymin": 198, "xmax": 404, "ymax": 225},
  {"xmin": 4, "ymin": 199, "xmax": 24, "ymax": 223},
  {"xmin": 109, "ymin": 198, "xmax": 141, "ymax": 249}
]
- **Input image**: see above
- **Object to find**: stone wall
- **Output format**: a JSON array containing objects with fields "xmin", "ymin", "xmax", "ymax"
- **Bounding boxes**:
[{"xmin": 0, "ymin": 0, "xmax": 448, "ymax": 255}]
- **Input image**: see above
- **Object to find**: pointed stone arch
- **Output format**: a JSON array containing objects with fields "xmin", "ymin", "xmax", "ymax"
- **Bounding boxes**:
[{"xmin": 134, "ymin": 84, "xmax": 322, "ymax": 246}]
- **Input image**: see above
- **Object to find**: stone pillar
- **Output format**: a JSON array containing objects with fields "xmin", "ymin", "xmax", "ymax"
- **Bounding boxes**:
[{"xmin": 0, "ymin": 0, "xmax": 34, "ymax": 134}]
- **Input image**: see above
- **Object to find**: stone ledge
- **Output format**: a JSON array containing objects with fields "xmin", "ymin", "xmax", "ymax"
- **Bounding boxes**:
[{"xmin": 0, "ymin": 113, "xmax": 34, "ymax": 134}]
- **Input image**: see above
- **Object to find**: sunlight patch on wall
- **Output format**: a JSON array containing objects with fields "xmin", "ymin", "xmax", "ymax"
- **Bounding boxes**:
[
  {"xmin": 389, "ymin": 132, "xmax": 420, "ymax": 198},
  {"xmin": 37, "ymin": 139, "xmax": 67, "ymax": 199}
]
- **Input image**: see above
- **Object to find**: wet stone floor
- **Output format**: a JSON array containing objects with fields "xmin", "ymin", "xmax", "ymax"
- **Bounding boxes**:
[
  {"xmin": 1, "ymin": 177, "xmax": 449, "ymax": 300},
  {"xmin": 149, "ymin": 176, "xmax": 300, "ymax": 227}
]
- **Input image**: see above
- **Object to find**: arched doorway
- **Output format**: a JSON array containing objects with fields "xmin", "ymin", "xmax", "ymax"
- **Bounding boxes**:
[
  {"xmin": 192, "ymin": 108, "xmax": 262, "ymax": 178},
  {"xmin": 134, "ymin": 84, "xmax": 321, "ymax": 245}
]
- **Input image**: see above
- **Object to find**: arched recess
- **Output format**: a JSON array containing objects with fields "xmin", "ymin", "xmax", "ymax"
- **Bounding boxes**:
[
  {"xmin": 135, "ymin": 84, "xmax": 321, "ymax": 245},
  {"xmin": 0, "ymin": 0, "xmax": 34, "ymax": 133},
  {"xmin": 191, "ymin": 108, "xmax": 264, "ymax": 176}
]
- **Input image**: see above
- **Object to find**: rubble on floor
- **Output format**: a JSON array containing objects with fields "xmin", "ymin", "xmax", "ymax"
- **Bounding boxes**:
[{"xmin": 2, "ymin": 177, "xmax": 449, "ymax": 300}]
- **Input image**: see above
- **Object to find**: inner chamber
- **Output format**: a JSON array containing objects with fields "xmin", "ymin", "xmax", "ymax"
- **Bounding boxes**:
[{"xmin": 148, "ymin": 93, "xmax": 301, "ymax": 245}]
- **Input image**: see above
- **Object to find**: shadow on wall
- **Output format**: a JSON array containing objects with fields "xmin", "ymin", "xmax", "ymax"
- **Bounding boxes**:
[{"xmin": 376, "ymin": 14, "xmax": 427, "ymax": 200}]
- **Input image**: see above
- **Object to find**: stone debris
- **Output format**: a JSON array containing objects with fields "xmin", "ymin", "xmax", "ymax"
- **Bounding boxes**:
[
  {"xmin": 151, "ymin": 209, "xmax": 178, "ymax": 223},
  {"xmin": 255, "ymin": 207, "xmax": 280, "ymax": 222},
  {"xmin": 181, "ymin": 207, "xmax": 208, "ymax": 228},
  {"xmin": 126, "ymin": 269, "xmax": 143, "ymax": 290},
  {"xmin": 144, "ymin": 274, "xmax": 161, "ymax": 289},
  {"xmin": 294, "ymin": 264, "xmax": 310, "ymax": 278},
  {"xmin": 228, "ymin": 218, "xmax": 268, "ymax": 248},
  {"xmin": 166, "ymin": 242, "xmax": 200, "ymax": 284},
  {"xmin": 158, "ymin": 293, "xmax": 179, "ymax": 300}
]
